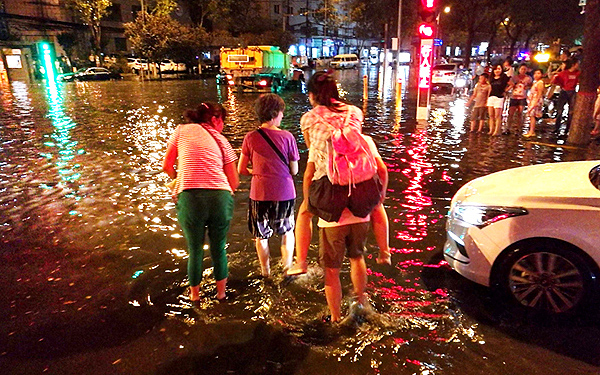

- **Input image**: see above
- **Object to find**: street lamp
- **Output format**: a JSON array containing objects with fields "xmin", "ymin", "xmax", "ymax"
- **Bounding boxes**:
[{"xmin": 436, "ymin": 6, "xmax": 450, "ymax": 63}]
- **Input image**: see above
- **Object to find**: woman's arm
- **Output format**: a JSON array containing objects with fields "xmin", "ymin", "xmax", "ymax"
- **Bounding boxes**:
[
  {"xmin": 224, "ymin": 161, "xmax": 240, "ymax": 191},
  {"xmin": 237, "ymin": 153, "xmax": 252, "ymax": 175},
  {"xmin": 302, "ymin": 130, "xmax": 311, "ymax": 149},
  {"xmin": 162, "ymin": 143, "xmax": 178, "ymax": 179},
  {"xmin": 289, "ymin": 160, "xmax": 299, "ymax": 176},
  {"xmin": 302, "ymin": 162, "xmax": 315, "ymax": 199}
]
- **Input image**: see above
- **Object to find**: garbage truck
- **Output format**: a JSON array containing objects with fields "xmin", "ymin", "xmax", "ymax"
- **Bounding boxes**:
[{"xmin": 217, "ymin": 45, "xmax": 294, "ymax": 92}]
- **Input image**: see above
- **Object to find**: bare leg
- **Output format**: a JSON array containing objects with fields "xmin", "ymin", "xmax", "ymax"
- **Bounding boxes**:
[
  {"xmin": 255, "ymin": 238, "xmax": 270, "ymax": 277},
  {"xmin": 280, "ymin": 230, "xmax": 295, "ymax": 269},
  {"xmin": 478, "ymin": 119, "xmax": 485, "ymax": 132},
  {"xmin": 371, "ymin": 204, "xmax": 391, "ymax": 264},
  {"xmin": 349, "ymin": 256, "xmax": 367, "ymax": 305},
  {"xmin": 492, "ymin": 108, "xmax": 503, "ymax": 136},
  {"xmin": 287, "ymin": 200, "xmax": 312, "ymax": 275},
  {"xmin": 216, "ymin": 278, "xmax": 227, "ymax": 300},
  {"xmin": 324, "ymin": 267, "xmax": 342, "ymax": 322},
  {"xmin": 190, "ymin": 284, "xmax": 201, "ymax": 301},
  {"xmin": 470, "ymin": 120, "xmax": 477, "ymax": 132},
  {"xmin": 487, "ymin": 107, "xmax": 495, "ymax": 135},
  {"xmin": 526, "ymin": 115, "xmax": 536, "ymax": 136}
]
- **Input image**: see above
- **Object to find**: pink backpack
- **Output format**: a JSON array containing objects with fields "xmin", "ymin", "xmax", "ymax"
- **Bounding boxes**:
[{"xmin": 325, "ymin": 110, "xmax": 377, "ymax": 186}]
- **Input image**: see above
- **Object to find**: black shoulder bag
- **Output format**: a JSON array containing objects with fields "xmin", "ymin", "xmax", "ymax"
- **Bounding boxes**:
[{"xmin": 256, "ymin": 128, "xmax": 289, "ymax": 168}]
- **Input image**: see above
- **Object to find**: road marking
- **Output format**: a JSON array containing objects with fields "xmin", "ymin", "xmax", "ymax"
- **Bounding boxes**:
[{"xmin": 526, "ymin": 141, "xmax": 585, "ymax": 150}]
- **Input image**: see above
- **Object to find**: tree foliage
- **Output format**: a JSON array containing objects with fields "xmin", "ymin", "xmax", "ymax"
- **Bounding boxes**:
[
  {"xmin": 63, "ymin": 0, "xmax": 112, "ymax": 62},
  {"xmin": 124, "ymin": 11, "xmax": 207, "ymax": 63},
  {"xmin": 178, "ymin": 0, "xmax": 231, "ymax": 29},
  {"xmin": 346, "ymin": 0, "xmax": 417, "ymax": 47}
]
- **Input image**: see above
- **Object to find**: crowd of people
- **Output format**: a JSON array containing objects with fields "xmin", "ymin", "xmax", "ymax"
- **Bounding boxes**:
[
  {"xmin": 466, "ymin": 55, "xmax": 600, "ymax": 138},
  {"xmin": 162, "ymin": 71, "xmax": 390, "ymax": 324}
]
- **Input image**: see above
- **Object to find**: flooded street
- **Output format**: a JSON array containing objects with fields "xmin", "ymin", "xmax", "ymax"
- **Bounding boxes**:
[{"xmin": 1, "ymin": 70, "xmax": 600, "ymax": 374}]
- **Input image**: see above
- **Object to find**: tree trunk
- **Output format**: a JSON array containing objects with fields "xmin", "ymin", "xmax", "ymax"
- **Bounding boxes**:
[
  {"xmin": 568, "ymin": 0, "xmax": 600, "ymax": 145},
  {"xmin": 486, "ymin": 27, "xmax": 498, "ymax": 64},
  {"xmin": 464, "ymin": 28, "xmax": 474, "ymax": 68}
]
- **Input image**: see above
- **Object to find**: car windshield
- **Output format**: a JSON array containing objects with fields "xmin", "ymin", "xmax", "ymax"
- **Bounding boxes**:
[
  {"xmin": 433, "ymin": 64, "xmax": 456, "ymax": 71},
  {"xmin": 589, "ymin": 165, "xmax": 600, "ymax": 189}
]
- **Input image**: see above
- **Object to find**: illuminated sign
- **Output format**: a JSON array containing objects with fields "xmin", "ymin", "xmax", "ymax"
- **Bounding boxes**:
[
  {"xmin": 419, "ymin": 24, "xmax": 434, "ymax": 38},
  {"xmin": 228, "ymin": 55, "xmax": 249, "ymax": 63},
  {"xmin": 6, "ymin": 55, "xmax": 22, "ymax": 69},
  {"xmin": 422, "ymin": 0, "xmax": 434, "ymax": 8},
  {"xmin": 419, "ymin": 43, "xmax": 433, "ymax": 89}
]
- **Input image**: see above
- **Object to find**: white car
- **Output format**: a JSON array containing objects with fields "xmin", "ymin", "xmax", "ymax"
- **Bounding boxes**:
[
  {"xmin": 444, "ymin": 161, "xmax": 600, "ymax": 315},
  {"xmin": 127, "ymin": 58, "xmax": 149, "ymax": 73},
  {"xmin": 431, "ymin": 64, "xmax": 470, "ymax": 91}
]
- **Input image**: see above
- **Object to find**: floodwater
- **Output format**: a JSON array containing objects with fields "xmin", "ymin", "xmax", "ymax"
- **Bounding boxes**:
[{"xmin": 1, "ymin": 70, "xmax": 600, "ymax": 375}]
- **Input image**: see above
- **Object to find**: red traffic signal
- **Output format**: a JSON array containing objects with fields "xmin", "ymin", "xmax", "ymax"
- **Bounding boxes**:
[
  {"xmin": 418, "ymin": 23, "xmax": 435, "ymax": 38},
  {"xmin": 421, "ymin": 0, "xmax": 435, "ymax": 9},
  {"xmin": 419, "ymin": 0, "xmax": 437, "ymax": 23}
]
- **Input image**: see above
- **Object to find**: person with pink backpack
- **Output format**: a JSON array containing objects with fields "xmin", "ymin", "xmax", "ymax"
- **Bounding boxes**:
[{"xmin": 287, "ymin": 71, "xmax": 389, "ymax": 321}]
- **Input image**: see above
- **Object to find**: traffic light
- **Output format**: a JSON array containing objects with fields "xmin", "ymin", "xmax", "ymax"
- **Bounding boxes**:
[
  {"xmin": 418, "ymin": 24, "xmax": 434, "ymax": 39},
  {"xmin": 418, "ymin": 0, "xmax": 437, "ymax": 39},
  {"xmin": 419, "ymin": 0, "xmax": 436, "ymax": 23}
]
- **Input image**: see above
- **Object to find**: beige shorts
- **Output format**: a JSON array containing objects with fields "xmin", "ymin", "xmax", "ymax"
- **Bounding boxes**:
[{"xmin": 487, "ymin": 96, "xmax": 504, "ymax": 109}]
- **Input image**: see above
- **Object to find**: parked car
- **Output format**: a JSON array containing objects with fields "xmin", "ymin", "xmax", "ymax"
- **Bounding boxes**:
[
  {"xmin": 330, "ymin": 54, "xmax": 359, "ymax": 69},
  {"xmin": 127, "ymin": 58, "xmax": 149, "ymax": 73},
  {"xmin": 444, "ymin": 161, "xmax": 600, "ymax": 315},
  {"xmin": 431, "ymin": 64, "xmax": 470, "ymax": 91},
  {"xmin": 58, "ymin": 68, "xmax": 86, "ymax": 82},
  {"xmin": 71, "ymin": 67, "xmax": 121, "ymax": 81}
]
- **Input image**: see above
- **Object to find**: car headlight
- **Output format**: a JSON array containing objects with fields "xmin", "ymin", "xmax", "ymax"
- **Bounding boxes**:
[{"xmin": 452, "ymin": 204, "xmax": 528, "ymax": 228}]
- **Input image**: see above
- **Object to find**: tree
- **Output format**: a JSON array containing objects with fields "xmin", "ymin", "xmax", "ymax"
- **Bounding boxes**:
[
  {"xmin": 568, "ymin": 0, "xmax": 600, "ymax": 145},
  {"xmin": 63, "ymin": 0, "xmax": 112, "ymax": 65},
  {"xmin": 446, "ymin": 0, "xmax": 505, "ymax": 67},
  {"xmin": 346, "ymin": 0, "xmax": 416, "ymax": 49},
  {"xmin": 124, "ymin": 11, "xmax": 203, "ymax": 65},
  {"xmin": 178, "ymin": 0, "xmax": 231, "ymax": 29}
]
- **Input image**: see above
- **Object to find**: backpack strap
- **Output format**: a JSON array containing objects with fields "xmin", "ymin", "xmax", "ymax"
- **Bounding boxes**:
[{"xmin": 256, "ymin": 128, "xmax": 288, "ymax": 167}]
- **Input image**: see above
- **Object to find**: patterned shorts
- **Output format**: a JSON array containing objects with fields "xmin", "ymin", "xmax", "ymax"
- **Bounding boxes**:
[{"xmin": 248, "ymin": 199, "xmax": 295, "ymax": 239}]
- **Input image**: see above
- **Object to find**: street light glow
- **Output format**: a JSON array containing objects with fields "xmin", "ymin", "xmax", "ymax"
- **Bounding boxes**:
[{"xmin": 444, "ymin": 6, "xmax": 451, "ymax": 13}]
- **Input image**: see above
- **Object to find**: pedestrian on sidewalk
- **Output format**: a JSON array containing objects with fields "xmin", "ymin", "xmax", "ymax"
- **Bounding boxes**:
[
  {"xmin": 551, "ymin": 59, "xmax": 580, "ymax": 135},
  {"xmin": 467, "ymin": 73, "xmax": 491, "ymax": 132},
  {"xmin": 487, "ymin": 64, "xmax": 512, "ymax": 136},
  {"xmin": 287, "ymin": 71, "xmax": 390, "ymax": 276},
  {"xmin": 507, "ymin": 64, "xmax": 533, "ymax": 133},
  {"xmin": 503, "ymin": 58, "xmax": 515, "ymax": 78},
  {"xmin": 238, "ymin": 94, "xmax": 300, "ymax": 277},
  {"xmin": 525, "ymin": 69, "xmax": 545, "ymax": 138},
  {"xmin": 162, "ymin": 102, "xmax": 239, "ymax": 302}
]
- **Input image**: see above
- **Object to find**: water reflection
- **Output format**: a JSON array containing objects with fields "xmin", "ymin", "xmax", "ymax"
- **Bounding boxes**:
[{"xmin": 1, "ymin": 78, "xmax": 599, "ymax": 374}]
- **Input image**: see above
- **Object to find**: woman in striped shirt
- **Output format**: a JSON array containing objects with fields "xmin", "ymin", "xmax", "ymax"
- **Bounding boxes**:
[{"xmin": 163, "ymin": 102, "xmax": 239, "ymax": 302}]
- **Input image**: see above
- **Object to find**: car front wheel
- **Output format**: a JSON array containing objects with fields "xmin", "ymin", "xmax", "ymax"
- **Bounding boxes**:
[{"xmin": 496, "ymin": 241, "xmax": 598, "ymax": 315}]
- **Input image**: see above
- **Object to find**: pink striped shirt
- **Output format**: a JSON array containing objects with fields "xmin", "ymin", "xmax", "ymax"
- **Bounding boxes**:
[{"xmin": 167, "ymin": 123, "xmax": 237, "ymax": 195}]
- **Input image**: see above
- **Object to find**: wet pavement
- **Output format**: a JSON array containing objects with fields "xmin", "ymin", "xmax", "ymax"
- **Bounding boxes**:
[{"xmin": 1, "ymin": 69, "xmax": 600, "ymax": 375}]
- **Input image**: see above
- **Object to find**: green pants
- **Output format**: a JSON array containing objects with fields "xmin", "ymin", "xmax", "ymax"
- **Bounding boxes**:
[{"xmin": 177, "ymin": 189, "xmax": 233, "ymax": 286}]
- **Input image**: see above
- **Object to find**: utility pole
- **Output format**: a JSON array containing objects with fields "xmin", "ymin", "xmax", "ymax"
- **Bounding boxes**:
[{"xmin": 396, "ymin": 0, "xmax": 402, "ymax": 71}]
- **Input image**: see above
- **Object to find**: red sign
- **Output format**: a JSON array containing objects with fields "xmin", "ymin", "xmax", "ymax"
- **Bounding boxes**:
[{"xmin": 419, "ymin": 42, "xmax": 433, "ymax": 89}]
